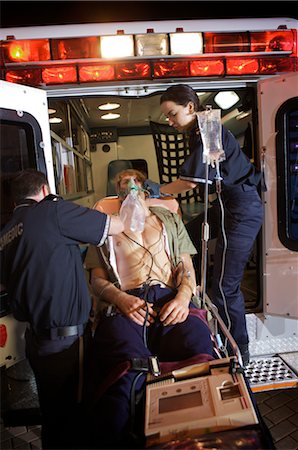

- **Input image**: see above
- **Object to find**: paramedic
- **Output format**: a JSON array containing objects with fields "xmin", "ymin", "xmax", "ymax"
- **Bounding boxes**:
[
  {"xmin": 85, "ymin": 169, "xmax": 214, "ymax": 448},
  {"xmin": 0, "ymin": 169, "xmax": 124, "ymax": 449},
  {"xmin": 145, "ymin": 84, "xmax": 264, "ymax": 366}
]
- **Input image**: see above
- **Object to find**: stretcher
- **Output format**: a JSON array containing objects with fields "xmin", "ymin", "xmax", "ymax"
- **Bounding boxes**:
[{"xmin": 89, "ymin": 195, "xmax": 275, "ymax": 450}]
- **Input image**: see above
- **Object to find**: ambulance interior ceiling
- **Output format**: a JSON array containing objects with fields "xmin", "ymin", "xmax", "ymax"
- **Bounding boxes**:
[{"xmin": 47, "ymin": 87, "xmax": 254, "ymax": 139}]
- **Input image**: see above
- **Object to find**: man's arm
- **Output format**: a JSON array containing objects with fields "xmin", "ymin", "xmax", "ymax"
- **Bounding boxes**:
[
  {"xmin": 90, "ymin": 267, "xmax": 156, "ymax": 326},
  {"xmin": 159, "ymin": 253, "xmax": 196, "ymax": 326},
  {"xmin": 108, "ymin": 215, "xmax": 124, "ymax": 235}
]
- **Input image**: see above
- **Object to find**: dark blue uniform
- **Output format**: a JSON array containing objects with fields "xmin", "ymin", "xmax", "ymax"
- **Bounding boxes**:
[
  {"xmin": 0, "ymin": 195, "xmax": 110, "ymax": 449},
  {"xmin": 181, "ymin": 125, "xmax": 264, "ymax": 351}
]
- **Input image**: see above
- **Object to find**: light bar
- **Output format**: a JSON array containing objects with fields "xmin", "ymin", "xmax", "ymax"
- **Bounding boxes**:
[
  {"xmin": 100, "ymin": 33, "xmax": 134, "ymax": 59},
  {"xmin": 2, "ymin": 27, "xmax": 296, "ymax": 87},
  {"xmin": 170, "ymin": 31, "xmax": 203, "ymax": 55}
]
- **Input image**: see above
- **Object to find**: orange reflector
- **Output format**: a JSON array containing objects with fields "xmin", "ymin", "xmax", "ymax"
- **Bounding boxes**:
[
  {"xmin": 51, "ymin": 37, "xmax": 100, "ymax": 60},
  {"xmin": 0, "ymin": 324, "xmax": 7, "ymax": 348},
  {"xmin": 226, "ymin": 58, "xmax": 259, "ymax": 75},
  {"xmin": 3, "ymin": 39, "xmax": 50, "ymax": 62},
  {"xmin": 204, "ymin": 32, "xmax": 249, "ymax": 53},
  {"xmin": 153, "ymin": 61, "xmax": 189, "ymax": 78},
  {"xmin": 251, "ymin": 30, "xmax": 296, "ymax": 53},
  {"xmin": 79, "ymin": 64, "xmax": 115, "ymax": 82},
  {"xmin": 42, "ymin": 66, "xmax": 77, "ymax": 84},
  {"xmin": 190, "ymin": 59, "xmax": 224, "ymax": 76},
  {"xmin": 116, "ymin": 62, "xmax": 151, "ymax": 79},
  {"xmin": 5, "ymin": 68, "xmax": 42, "ymax": 85}
]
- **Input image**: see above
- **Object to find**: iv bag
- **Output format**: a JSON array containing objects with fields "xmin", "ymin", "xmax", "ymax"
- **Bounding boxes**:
[
  {"xmin": 197, "ymin": 107, "xmax": 225, "ymax": 167},
  {"xmin": 119, "ymin": 179, "xmax": 146, "ymax": 233}
]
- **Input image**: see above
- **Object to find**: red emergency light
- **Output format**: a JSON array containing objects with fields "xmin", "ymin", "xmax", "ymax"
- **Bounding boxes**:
[
  {"xmin": 153, "ymin": 61, "xmax": 189, "ymax": 78},
  {"xmin": 5, "ymin": 68, "xmax": 42, "ymax": 85},
  {"xmin": 116, "ymin": 62, "xmax": 151, "ymax": 79},
  {"xmin": 250, "ymin": 30, "xmax": 296, "ymax": 53},
  {"xmin": 226, "ymin": 58, "xmax": 259, "ymax": 75},
  {"xmin": 2, "ymin": 39, "xmax": 51, "ymax": 62},
  {"xmin": 42, "ymin": 66, "xmax": 77, "ymax": 84},
  {"xmin": 79, "ymin": 64, "xmax": 115, "ymax": 82},
  {"xmin": 204, "ymin": 32, "xmax": 249, "ymax": 53},
  {"xmin": 51, "ymin": 37, "xmax": 100, "ymax": 60},
  {"xmin": 190, "ymin": 59, "xmax": 225, "ymax": 76}
]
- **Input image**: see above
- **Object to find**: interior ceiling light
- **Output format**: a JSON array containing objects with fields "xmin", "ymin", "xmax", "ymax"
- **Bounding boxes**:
[
  {"xmin": 101, "ymin": 113, "xmax": 120, "ymax": 120},
  {"xmin": 98, "ymin": 103, "xmax": 120, "ymax": 111},
  {"xmin": 49, "ymin": 117, "xmax": 62, "ymax": 124},
  {"xmin": 48, "ymin": 108, "xmax": 56, "ymax": 114},
  {"xmin": 214, "ymin": 91, "xmax": 240, "ymax": 110}
]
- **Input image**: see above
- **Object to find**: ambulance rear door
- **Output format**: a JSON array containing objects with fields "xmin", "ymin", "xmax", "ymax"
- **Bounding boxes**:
[
  {"xmin": 0, "ymin": 80, "xmax": 54, "ymax": 368},
  {"xmin": 258, "ymin": 72, "xmax": 298, "ymax": 319}
]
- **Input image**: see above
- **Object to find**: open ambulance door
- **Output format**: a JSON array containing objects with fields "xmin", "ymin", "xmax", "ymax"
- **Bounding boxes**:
[
  {"xmin": 258, "ymin": 72, "xmax": 298, "ymax": 320},
  {"xmin": 0, "ymin": 80, "xmax": 54, "ymax": 369}
]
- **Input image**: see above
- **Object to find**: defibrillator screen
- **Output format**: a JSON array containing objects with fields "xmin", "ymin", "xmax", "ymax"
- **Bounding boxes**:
[{"xmin": 159, "ymin": 391, "xmax": 203, "ymax": 414}]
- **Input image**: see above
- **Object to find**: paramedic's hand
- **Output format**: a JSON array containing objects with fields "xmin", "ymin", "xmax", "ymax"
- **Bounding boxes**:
[
  {"xmin": 115, "ymin": 292, "xmax": 157, "ymax": 326},
  {"xmin": 143, "ymin": 179, "xmax": 161, "ymax": 198},
  {"xmin": 159, "ymin": 298, "xmax": 189, "ymax": 326}
]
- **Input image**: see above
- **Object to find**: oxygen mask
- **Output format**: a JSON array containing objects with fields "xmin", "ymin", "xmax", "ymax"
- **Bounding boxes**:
[{"xmin": 119, "ymin": 177, "xmax": 146, "ymax": 233}]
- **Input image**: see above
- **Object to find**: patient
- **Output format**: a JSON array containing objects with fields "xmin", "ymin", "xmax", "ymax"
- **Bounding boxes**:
[{"xmin": 85, "ymin": 169, "xmax": 214, "ymax": 448}]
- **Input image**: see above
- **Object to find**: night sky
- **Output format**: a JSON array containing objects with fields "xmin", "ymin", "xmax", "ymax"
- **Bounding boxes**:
[{"xmin": 1, "ymin": 1, "xmax": 297, "ymax": 28}]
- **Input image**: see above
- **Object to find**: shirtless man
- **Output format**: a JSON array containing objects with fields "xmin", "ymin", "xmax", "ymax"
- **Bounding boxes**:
[{"xmin": 85, "ymin": 169, "xmax": 214, "ymax": 448}]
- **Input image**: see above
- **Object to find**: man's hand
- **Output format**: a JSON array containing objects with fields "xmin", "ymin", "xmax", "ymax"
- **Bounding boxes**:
[
  {"xmin": 159, "ymin": 298, "xmax": 189, "ymax": 326},
  {"xmin": 116, "ymin": 292, "xmax": 157, "ymax": 326}
]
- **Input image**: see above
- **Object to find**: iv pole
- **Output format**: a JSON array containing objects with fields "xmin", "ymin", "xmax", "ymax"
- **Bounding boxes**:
[
  {"xmin": 197, "ymin": 107, "xmax": 242, "ymax": 364},
  {"xmin": 200, "ymin": 157, "xmax": 210, "ymax": 308}
]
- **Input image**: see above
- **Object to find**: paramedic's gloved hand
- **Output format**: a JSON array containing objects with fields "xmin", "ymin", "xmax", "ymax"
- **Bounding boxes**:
[{"xmin": 144, "ymin": 179, "xmax": 161, "ymax": 198}]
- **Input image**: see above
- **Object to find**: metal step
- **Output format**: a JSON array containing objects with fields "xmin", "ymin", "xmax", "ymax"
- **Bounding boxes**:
[{"xmin": 245, "ymin": 354, "xmax": 298, "ymax": 393}]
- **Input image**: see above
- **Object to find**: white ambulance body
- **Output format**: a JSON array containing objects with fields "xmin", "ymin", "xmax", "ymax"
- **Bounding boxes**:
[{"xmin": 0, "ymin": 17, "xmax": 297, "ymax": 386}]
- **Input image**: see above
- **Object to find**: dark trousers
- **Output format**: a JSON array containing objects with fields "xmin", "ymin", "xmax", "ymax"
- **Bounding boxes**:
[
  {"xmin": 25, "ymin": 326, "xmax": 92, "ymax": 449},
  {"xmin": 90, "ymin": 285, "xmax": 214, "ymax": 448},
  {"xmin": 186, "ymin": 185, "xmax": 263, "ymax": 348},
  {"xmin": 212, "ymin": 186, "xmax": 263, "ymax": 346}
]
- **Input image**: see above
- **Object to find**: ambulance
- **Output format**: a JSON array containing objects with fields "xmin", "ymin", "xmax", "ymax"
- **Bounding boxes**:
[{"xmin": 0, "ymin": 16, "xmax": 297, "ymax": 427}]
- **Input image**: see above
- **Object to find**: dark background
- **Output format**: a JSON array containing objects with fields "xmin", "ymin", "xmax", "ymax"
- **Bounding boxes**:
[{"xmin": 1, "ymin": 1, "xmax": 297, "ymax": 28}]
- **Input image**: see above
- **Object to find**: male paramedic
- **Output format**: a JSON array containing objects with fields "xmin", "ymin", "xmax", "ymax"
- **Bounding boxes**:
[
  {"xmin": 0, "ymin": 169, "xmax": 124, "ymax": 449},
  {"xmin": 85, "ymin": 169, "xmax": 214, "ymax": 449}
]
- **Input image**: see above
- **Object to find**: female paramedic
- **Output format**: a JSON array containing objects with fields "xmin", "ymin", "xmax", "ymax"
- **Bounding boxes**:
[{"xmin": 145, "ymin": 84, "xmax": 264, "ymax": 366}]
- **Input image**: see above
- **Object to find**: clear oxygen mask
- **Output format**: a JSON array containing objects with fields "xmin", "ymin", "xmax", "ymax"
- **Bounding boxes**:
[
  {"xmin": 119, "ymin": 177, "xmax": 146, "ymax": 233},
  {"xmin": 197, "ymin": 105, "xmax": 225, "ymax": 167}
]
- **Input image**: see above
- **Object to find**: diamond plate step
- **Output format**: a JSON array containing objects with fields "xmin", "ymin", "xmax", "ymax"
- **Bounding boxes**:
[{"xmin": 245, "ymin": 355, "xmax": 298, "ymax": 393}]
